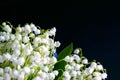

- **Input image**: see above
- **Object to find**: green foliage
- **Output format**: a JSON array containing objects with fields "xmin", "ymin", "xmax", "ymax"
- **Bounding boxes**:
[
  {"xmin": 54, "ymin": 43, "xmax": 73, "ymax": 79},
  {"xmin": 54, "ymin": 60, "xmax": 67, "ymax": 80},
  {"xmin": 57, "ymin": 43, "xmax": 73, "ymax": 61}
]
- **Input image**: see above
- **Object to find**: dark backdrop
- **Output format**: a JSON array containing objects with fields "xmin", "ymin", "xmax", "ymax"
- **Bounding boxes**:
[{"xmin": 0, "ymin": 1, "xmax": 119, "ymax": 80}]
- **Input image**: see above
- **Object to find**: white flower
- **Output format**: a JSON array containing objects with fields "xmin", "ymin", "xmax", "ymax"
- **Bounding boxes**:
[
  {"xmin": 35, "ymin": 29, "xmax": 40, "ymax": 34},
  {"xmin": 23, "ymin": 67, "xmax": 30, "ymax": 74},
  {"xmin": 10, "ymin": 34, "xmax": 15, "ymax": 40},
  {"xmin": 101, "ymin": 73, "xmax": 107, "ymax": 79},
  {"xmin": 93, "ymin": 72, "xmax": 101, "ymax": 77},
  {"xmin": 4, "ymin": 67, "xmax": 12, "ymax": 73},
  {"xmin": 82, "ymin": 58, "xmax": 88, "ymax": 64},
  {"xmin": 65, "ymin": 64, "xmax": 73, "ymax": 70},
  {"xmin": 74, "ymin": 49, "xmax": 80, "ymax": 54},
  {"xmin": 71, "ymin": 71, "xmax": 77, "ymax": 77},
  {"xmin": 38, "ymin": 71, "xmax": 47, "ymax": 79},
  {"xmin": 90, "ymin": 62, "xmax": 97, "ymax": 68},
  {"xmin": 17, "ymin": 57, "xmax": 25, "ymax": 66},
  {"xmin": 16, "ymin": 34, "xmax": 22, "ymax": 40},
  {"xmin": 77, "ymin": 71, "xmax": 81, "ymax": 75},
  {"xmin": 0, "ymin": 68, "xmax": 3, "ymax": 75},
  {"xmin": 54, "ymin": 41, "xmax": 61, "ymax": 47},
  {"xmin": 50, "ymin": 57, "xmax": 57, "ymax": 64},
  {"xmin": 0, "ymin": 55, "xmax": 4, "ymax": 63},
  {"xmin": 49, "ymin": 27, "xmax": 56, "ymax": 36},
  {"xmin": 29, "ymin": 33, "xmax": 35, "ymax": 38},
  {"xmin": 63, "ymin": 71, "xmax": 71, "ymax": 80},
  {"xmin": 23, "ymin": 36, "xmax": 29, "ymax": 43},
  {"xmin": 13, "ymin": 49, "xmax": 20, "ymax": 57},
  {"xmin": 5, "ymin": 34, "xmax": 10, "ymax": 40},
  {"xmin": 16, "ymin": 27, "xmax": 22, "ymax": 33},
  {"xmin": 84, "ymin": 67, "xmax": 94, "ymax": 75},
  {"xmin": 69, "ymin": 57, "xmax": 74, "ymax": 63},
  {"xmin": 0, "ymin": 36, "xmax": 5, "ymax": 42},
  {"xmin": 73, "ymin": 54, "xmax": 81, "ymax": 62},
  {"xmin": 12, "ymin": 40, "xmax": 20, "ymax": 49},
  {"xmin": 34, "ymin": 76, "xmax": 41, "ymax": 80},
  {"xmin": 12, "ymin": 70, "xmax": 19, "ymax": 78},
  {"xmin": 4, "ymin": 25, "xmax": 12, "ymax": 33},
  {"xmin": 43, "ymin": 66, "xmax": 49, "ymax": 72},
  {"xmin": 3, "ymin": 73, "xmax": 11, "ymax": 80},
  {"xmin": 25, "ymin": 24, "xmax": 32, "ymax": 33},
  {"xmin": 30, "ymin": 23, "xmax": 37, "ymax": 31},
  {"xmin": 74, "ymin": 64, "xmax": 80, "ymax": 70},
  {"xmin": 87, "ymin": 75, "xmax": 93, "ymax": 80},
  {"xmin": 96, "ymin": 64, "xmax": 103, "ymax": 70},
  {"xmin": 93, "ymin": 76, "xmax": 102, "ymax": 80},
  {"xmin": 3, "ymin": 53, "xmax": 11, "ymax": 60},
  {"xmin": 53, "ymin": 70, "xmax": 58, "ymax": 76},
  {"xmin": 18, "ymin": 72, "xmax": 25, "ymax": 80},
  {"xmin": 49, "ymin": 72, "xmax": 55, "ymax": 79}
]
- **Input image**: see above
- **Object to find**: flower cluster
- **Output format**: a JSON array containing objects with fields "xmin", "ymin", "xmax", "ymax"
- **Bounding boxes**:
[
  {"xmin": 0, "ymin": 22, "xmax": 60, "ymax": 80},
  {"xmin": 0, "ymin": 22, "xmax": 107, "ymax": 80},
  {"xmin": 63, "ymin": 48, "xmax": 107, "ymax": 80}
]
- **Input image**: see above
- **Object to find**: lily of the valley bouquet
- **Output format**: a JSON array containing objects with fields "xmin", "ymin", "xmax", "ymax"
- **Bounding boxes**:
[{"xmin": 0, "ymin": 22, "xmax": 107, "ymax": 80}]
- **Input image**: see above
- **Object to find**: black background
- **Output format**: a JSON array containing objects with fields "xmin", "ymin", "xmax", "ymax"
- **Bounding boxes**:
[{"xmin": 0, "ymin": 0, "xmax": 119, "ymax": 80}]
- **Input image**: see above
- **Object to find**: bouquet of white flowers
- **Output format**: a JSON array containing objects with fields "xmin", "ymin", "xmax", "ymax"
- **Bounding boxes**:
[{"xmin": 0, "ymin": 22, "xmax": 107, "ymax": 80}]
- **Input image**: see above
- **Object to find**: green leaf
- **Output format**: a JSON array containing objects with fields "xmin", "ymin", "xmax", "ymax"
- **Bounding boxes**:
[
  {"xmin": 53, "ymin": 60, "xmax": 67, "ymax": 80},
  {"xmin": 54, "ymin": 69, "xmax": 63, "ymax": 80},
  {"xmin": 57, "ymin": 43, "xmax": 73, "ymax": 61},
  {"xmin": 54, "ymin": 60, "xmax": 67, "ymax": 70}
]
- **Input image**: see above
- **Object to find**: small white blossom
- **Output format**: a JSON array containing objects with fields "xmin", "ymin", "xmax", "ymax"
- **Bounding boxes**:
[
  {"xmin": 54, "ymin": 41, "xmax": 61, "ymax": 47},
  {"xmin": 10, "ymin": 34, "xmax": 15, "ymax": 40},
  {"xmin": 3, "ymin": 73, "xmax": 11, "ymax": 80},
  {"xmin": 18, "ymin": 72, "xmax": 25, "ymax": 80},
  {"xmin": 101, "ymin": 73, "xmax": 107, "ymax": 79},
  {"xmin": 35, "ymin": 29, "xmax": 40, "ymax": 34},
  {"xmin": 0, "ymin": 55, "xmax": 4, "ymax": 63},
  {"xmin": 4, "ymin": 67, "xmax": 12, "ymax": 73},
  {"xmin": 0, "ymin": 36, "xmax": 5, "ymax": 42},
  {"xmin": 84, "ymin": 67, "xmax": 94, "ymax": 75},
  {"xmin": 71, "ymin": 71, "xmax": 77, "ymax": 77},
  {"xmin": 53, "ymin": 70, "xmax": 58, "ymax": 76},
  {"xmin": 63, "ymin": 71, "xmax": 71, "ymax": 80},
  {"xmin": 12, "ymin": 70, "xmax": 19, "ymax": 78},
  {"xmin": 0, "ymin": 68, "xmax": 3, "ymax": 75},
  {"xmin": 74, "ymin": 64, "xmax": 81, "ymax": 70},
  {"xmin": 90, "ymin": 62, "xmax": 97, "ymax": 68},
  {"xmin": 17, "ymin": 57, "xmax": 25, "ymax": 66},
  {"xmin": 3, "ymin": 53, "xmax": 11, "ymax": 60},
  {"xmin": 16, "ymin": 34, "xmax": 22, "ymax": 40},
  {"xmin": 73, "ymin": 54, "xmax": 81, "ymax": 62},
  {"xmin": 23, "ymin": 36, "xmax": 29, "ymax": 43},
  {"xmin": 49, "ymin": 72, "xmax": 55, "ymax": 79},
  {"xmin": 30, "ymin": 23, "xmax": 37, "ymax": 31},
  {"xmin": 43, "ymin": 66, "xmax": 49, "ymax": 72},
  {"xmin": 82, "ymin": 58, "xmax": 88, "ymax": 64},
  {"xmin": 50, "ymin": 57, "xmax": 57, "ymax": 64},
  {"xmin": 93, "ymin": 76, "xmax": 102, "ymax": 80},
  {"xmin": 49, "ymin": 27, "xmax": 56, "ymax": 36},
  {"xmin": 4, "ymin": 25, "xmax": 12, "ymax": 33},
  {"xmin": 23, "ymin": 67, "xmax": 30, "ymax": 74},
  {"xmin": 38, "ymin": 71, "xmax": 46, "ymax": 79},
  {"xmin": 25, "ymin": 24, "xmax": 32, "ymax": 33},
  {"xmin": 96, "ymin": 64, "xmax": 103, "ymax": 70},
  {"xmin": 74, "ymin": 49, "xmax": 80, "ymax": 54},
  {"xmin": 93, "ymin": 72, "xmax": 101, "ymax": 77}
]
